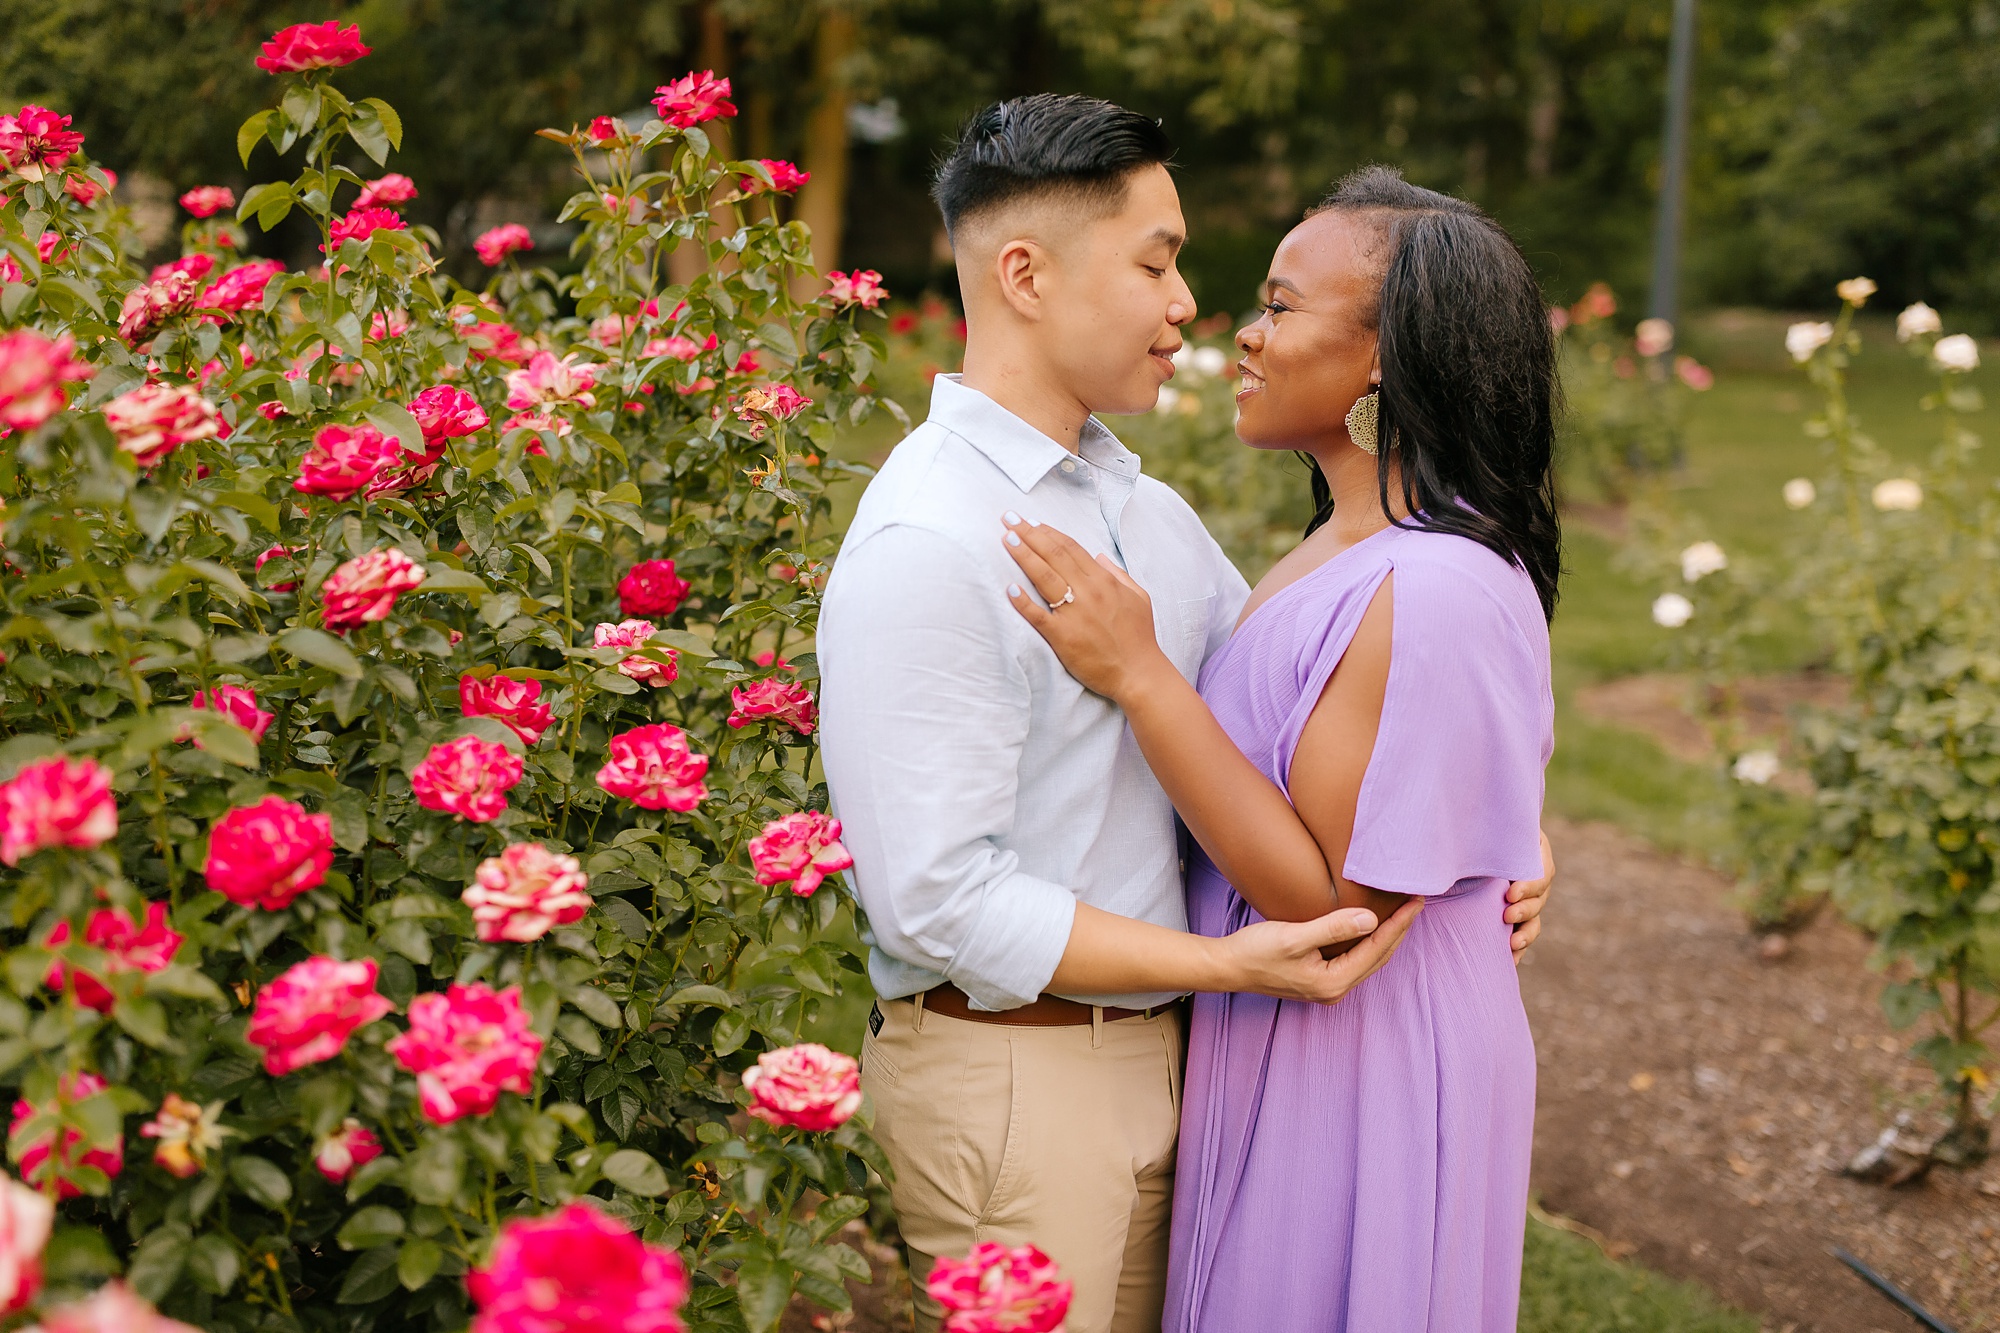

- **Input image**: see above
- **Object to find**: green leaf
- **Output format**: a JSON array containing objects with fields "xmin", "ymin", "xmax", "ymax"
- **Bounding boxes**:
[
  {"xmin": 295, "ymin": 1072, "xmax": 355, "ymax": 1138},
  {"xmin": 398, "ymin": 1236, "xmax": 443, "ymax": 1290},
  {"xmin": 337, "ymin": 1205, "xmax": 407, "ymax": 1251},
  {"xmin": 347, "ymin": 1154, "xmax": 402, "ymax": 1202},
  {"xmin": 145, "ymin": 965, "xmax": 227, "ymax": 1005},
  {"xmin": 406, "ymin": 1132, "xmax": 465, "ymax": 1206},
  {"xmin": 187, "ymin": 714, "xmax": 260, "ymax": 768},
  {"xmin": 380, "ymin": 918, "xmax": 434, "ymax": 966},
  {"xmin": 736, "ymin": 1250, "xmax": 794, "ymax": 1333},
  {"xmin": 230, "ymin": 1155, "xmax": 293, "ymax": 1210},
  {"xmin": 278, "ymin": 627, "xmax": 363, "ymax": 679},
  {"xmin": 236, "ymin": 180, "xmax": 291, "ymax": 226},
  {"xmin": 664, "ymin": 984, "xmax": 734, "ymax": 1009},
  {"xmin": 365, "ymin": 401, "xmax": 424, "ymax": 456},
  {"xmin": 568, "ymin": 984, "xmax": 624, "ymax": 1027},
  {"xmin": 1881, "ymin": 980, "xmax": 1942, "ymax": 1030},
  {"xmin": 236, "ymin": 110, "xmax": 273, "ymax": 166},
  {"xmin": 362, "ymin": 97, "xmax": 405, "ymax": 150},
  {"xmin": 114, "ymin": 995, "xmax": 174, "ymax": 1049},
  {"xmin": 127, "ymin": 1223, "xmax": 191, "ymax": 1301},
  {"xmin": 188, "ymin": 1233, "xmax": 241, "ymax": 1295},
  {"xmin": 602, "ymin": 1083, "xmax": 642, "ymax": 1139},
  {"xmin": 42, "ymin": 1224, "xmax": 120, "ymax": 1281},
  {"xmin": 602, "ymin": 1148, "xmax": 670, "ymax": 1196},
  {"xmin": 420, "ymin": 564, "xmax": 490, "ymax": 596},
  {"xmin": 595, "ymin": 897, "xmax": 650, "ymax": 942},
  {"xmin": 711, "ymin": 1009, "xmax": 751, "ymax": 1057},
  {"xmin": 327, "ymin": 785, "xmax": 370, "ymax": 853},
  {"xmin": 556, "ymin": 1012, "xmax": 602, "ymax": 1055},
  {"xmin": 338, "ymin": 1246, "xmax": 402, "ymax": 1304}
]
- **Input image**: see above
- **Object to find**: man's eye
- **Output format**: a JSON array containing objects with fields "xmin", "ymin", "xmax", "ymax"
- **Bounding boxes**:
[{"xmin": 1143, "ymin": 266, "xmax": 1165, "ymax": 278}]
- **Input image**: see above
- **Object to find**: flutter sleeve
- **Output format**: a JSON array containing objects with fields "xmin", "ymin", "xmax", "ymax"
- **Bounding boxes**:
[{"xmin": 1330, "ymin": 546, "xmax": 1551, "ymax": 896}]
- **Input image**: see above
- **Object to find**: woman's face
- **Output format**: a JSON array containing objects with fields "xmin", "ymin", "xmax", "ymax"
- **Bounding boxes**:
[{"xmin": 1233, "ymin": 211, "xmax": 1382, "ymax": 454}]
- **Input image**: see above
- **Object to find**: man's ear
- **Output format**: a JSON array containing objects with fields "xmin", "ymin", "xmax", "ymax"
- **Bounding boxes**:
[{"xmin": 992, "ymin": 236, "xmax": 1048, "ymax": 322}]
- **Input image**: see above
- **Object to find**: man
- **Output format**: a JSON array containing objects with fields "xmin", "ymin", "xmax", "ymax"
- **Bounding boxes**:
[{"xmin": 817, "ymin": 95, "xmax": 1551, "ymax": 1333}]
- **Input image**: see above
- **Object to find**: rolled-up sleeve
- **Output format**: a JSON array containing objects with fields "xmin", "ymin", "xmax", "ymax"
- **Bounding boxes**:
[{"xmin": 818, "ymin": 524, "xmax": 1077, "ymax": 1011}]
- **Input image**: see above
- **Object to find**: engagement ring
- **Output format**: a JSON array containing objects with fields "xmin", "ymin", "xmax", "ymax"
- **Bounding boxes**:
[{"xmin": 1052, "ymin": 587, "xmax": 1076, "ymax": 608}]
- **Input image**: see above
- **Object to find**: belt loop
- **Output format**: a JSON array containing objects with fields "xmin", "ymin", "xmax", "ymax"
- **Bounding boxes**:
[
  {"xmin": 1091, "ymin": 1005, "xmax": 1105, "ymax": 1049},
  {"xmin": 912, "ymin": 989, "xmax": 928, "ymax": 1034}
]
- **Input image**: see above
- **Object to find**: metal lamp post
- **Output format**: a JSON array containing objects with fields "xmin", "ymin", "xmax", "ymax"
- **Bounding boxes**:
[{"xmin": 1647, "ymin": 0, "xmax": 1698, "ymax": 347}]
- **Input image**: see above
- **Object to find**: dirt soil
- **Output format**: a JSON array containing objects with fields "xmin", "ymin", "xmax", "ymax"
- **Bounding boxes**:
[
  {"xmin": 786, "ymin": 817, "xmax": 2000, "ymax": 1333},
  {"xmin": 1574, "ymin": 671, "xmax": 1849, "ymax": 767},
  {"xmin": 1525, "ymin": 817, "xmax": 2000, "ymax": 1332}
]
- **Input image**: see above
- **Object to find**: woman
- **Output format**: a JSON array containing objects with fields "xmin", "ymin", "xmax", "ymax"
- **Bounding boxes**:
[{"xmin": 998, "ymin": 166, "xmax": 1558, "ymax": 1330}]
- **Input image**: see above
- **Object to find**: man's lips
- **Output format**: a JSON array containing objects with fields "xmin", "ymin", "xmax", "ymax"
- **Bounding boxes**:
[{"xmin": 1149, "ymin": 345, "xmax": 1180, "ymax": 377}]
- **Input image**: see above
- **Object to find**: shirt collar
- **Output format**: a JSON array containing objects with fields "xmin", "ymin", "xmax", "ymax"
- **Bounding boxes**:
[{"xmin": 926, "ymin": 374, "xmax": 1139, "ymax": 492}]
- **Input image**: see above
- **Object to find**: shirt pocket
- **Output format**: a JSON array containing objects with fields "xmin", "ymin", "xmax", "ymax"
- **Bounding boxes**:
[{"xmin": 1172, "ymin": 594, "xmax": 1215, "ymax": 679}]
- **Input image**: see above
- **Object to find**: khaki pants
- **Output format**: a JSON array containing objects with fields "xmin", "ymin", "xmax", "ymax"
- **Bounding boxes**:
[{"xmin": 861, "ymin": 996, "xmax": 1183, "ymax": 1333}]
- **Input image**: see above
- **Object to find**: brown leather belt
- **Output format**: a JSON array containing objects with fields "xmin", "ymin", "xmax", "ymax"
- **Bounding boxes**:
[{"xmin": 911, "ymin": 981, "xmax": 1184, "ymax": 1027}]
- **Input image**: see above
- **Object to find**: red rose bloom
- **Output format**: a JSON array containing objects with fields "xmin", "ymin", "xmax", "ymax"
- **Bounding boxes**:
[
  {"xmin": 652, "ymin": 70, "xmax": 736, "ymax": 128},
  {"xmin": 203, "ymin": 796, "xmax": 333, "ymax": 910},
  {"xmin": 255, "ymin": 21, "xmax": 372, "ymax": 74},
  {"xmin": 618, "ymin": 558, "xmax": 691, "ymax": 617},
  {"xmin": 178, "ymin": 186, "xmax": 235, "ymax": 218}
]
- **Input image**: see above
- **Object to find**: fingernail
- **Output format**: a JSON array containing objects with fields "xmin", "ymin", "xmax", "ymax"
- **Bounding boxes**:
[
  {"xmin": 1005, "ymin": 532, "xmax": 1021, "ymax": 546},
  {"xmin": 1003, "ymin": 510, "xmax": 1021, "ymax": 525},
  {"xmin": 1008, "ymin": 583, "xmax": 1023, "ymax": 597}
]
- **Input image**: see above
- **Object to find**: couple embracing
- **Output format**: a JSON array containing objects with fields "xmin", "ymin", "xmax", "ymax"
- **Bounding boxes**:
[{"xmin": 819, "ymin": 94, "xmax": 1560, "ymax": 1333}]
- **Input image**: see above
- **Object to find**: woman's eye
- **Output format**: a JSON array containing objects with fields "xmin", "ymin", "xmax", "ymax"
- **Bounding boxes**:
[{"xmin": 1264, "ymin": 301, "xmax": 1291, "ymax": 316}]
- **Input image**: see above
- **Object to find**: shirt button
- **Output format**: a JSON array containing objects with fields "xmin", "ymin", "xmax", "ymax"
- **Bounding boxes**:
[{"xmin": 1060, "ymin": 459, "xmax": 1077, "ymax": 474}]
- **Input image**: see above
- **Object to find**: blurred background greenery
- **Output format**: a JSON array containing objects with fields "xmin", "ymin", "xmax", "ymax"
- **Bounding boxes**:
[{"xmin": 5, "ymin": 0, "xmax": 1998, "ymax": 326}]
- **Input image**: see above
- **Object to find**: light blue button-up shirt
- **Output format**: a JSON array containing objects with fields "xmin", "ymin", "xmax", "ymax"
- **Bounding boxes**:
[{"xmin": 818, "ymin": 376, "xmax": 1251, "ymax": 1011}]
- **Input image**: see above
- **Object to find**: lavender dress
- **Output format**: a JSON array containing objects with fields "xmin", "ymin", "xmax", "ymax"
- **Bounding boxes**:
[{"xmin": 1164, "ymin": 525, "xmax": 1553, "ymax": 1332}]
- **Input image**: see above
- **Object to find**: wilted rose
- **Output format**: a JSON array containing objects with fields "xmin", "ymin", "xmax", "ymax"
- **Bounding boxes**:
[
  {"xmin": 138, "ymin": 1093, "xmax": 228, "ymax": 1178},
  {"xmin": 741, "ymin": 1042, "xmax": 862, "ymax": 1131},
  {"xmin": 734, "ymin": 382, "xmax": 810, "ymax": 439},
  {"xmin": 204, "ymin": 795, "xmax": 334, "ymax": 910}
]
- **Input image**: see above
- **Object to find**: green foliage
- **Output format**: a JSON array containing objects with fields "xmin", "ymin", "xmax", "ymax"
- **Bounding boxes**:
[
  {"xmin": 0, "ymin": 55, "xmax": 888, "ymax": 1333},
  {"xmin": 1519, "ymin": 1212, "xmax": 1758, "ymax": 1333},
  {"xmin": 1556, "ymin": 285, "xmax": 1711, "ymax": 504}
]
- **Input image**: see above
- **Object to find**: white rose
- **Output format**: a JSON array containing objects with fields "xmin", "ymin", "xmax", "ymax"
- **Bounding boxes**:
[
  {"xmin": 1872, "ymin": 478, "xmax": 1923, "ymax": 511},
  {"xmin": 1635, "ymin": 318, "xmax": 1674, "ymax": 358},
  {"xmin": 1170, "ymin": 346, "xmax": 1194, "ymax": 373},
  {"xmin": 1191, "ymin": 346, "xmax": 1229, "ymax": 377},
  {"xmin": 1680, "ymin": 540, "xmax": 1728, "ymax": 583},
  {"xmin": 1786, "ymin": 321, "xmax": 1834, "ymax": 363},
  {"xmin": 1651, "ymin": 593, "xmax": 1694, "ymax": 628},
  {"xmin": 1154, "ymin": 386, "xmax": 1182, "ymax": 415},
  {"xmin": 0, "ymin": 1174, "xmax": 53, "ymax": 1309},
  {"xmin": 1732, "ymin": 750, "xmax": 1781, "ymax": 785},
  {"xmin": 1835, "ymin": 277, "xmax": 1876, "ymax": 306},
  {"xmin": 1896, "ymin": 301, "xmax": 1942, "ymax": 343},
  {"xmin": 1933, "ymin": 333, "xmax": 1980, "ymax": 373},
  {"xmin": 1782, "ymin": 478, "xmax": 1816, "ymax": 509}
]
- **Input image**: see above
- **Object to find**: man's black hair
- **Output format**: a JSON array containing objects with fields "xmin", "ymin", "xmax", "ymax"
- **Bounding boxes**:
[{"xmin": 932, "ymin": 94, "xmax": 1174, "ymax": 238}]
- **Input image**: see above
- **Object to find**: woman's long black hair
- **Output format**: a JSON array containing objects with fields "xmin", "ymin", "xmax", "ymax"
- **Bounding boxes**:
[{"xmin": 1301, "ymin": 166, "xmax": 1563, "ymax": 621}]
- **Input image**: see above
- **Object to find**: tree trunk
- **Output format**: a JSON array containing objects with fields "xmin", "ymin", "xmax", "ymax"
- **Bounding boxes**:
[
  {"xmin": 791, "ymin": 7, "xmax": 856, "ymax": 295},
  {"xmin": 667, "ymin": 1, "xmax": 734, "ymax": 287}
]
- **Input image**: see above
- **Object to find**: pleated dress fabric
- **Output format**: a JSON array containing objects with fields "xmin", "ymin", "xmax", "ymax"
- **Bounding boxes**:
[{"xmin": 1163, "ymin": 524, "xmax": 1554, "ymax": 1333}]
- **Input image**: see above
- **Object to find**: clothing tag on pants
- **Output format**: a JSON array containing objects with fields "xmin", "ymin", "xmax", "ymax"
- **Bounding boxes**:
[{"xmin": 868, "ymin": 1002, "xmax": 884, "ymax": 1037}]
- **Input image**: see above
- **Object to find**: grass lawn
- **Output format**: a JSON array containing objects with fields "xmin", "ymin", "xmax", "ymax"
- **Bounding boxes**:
[{"xmin": 1520, "ymin": 1213, "xmax": 1759, "ymax": 1333}]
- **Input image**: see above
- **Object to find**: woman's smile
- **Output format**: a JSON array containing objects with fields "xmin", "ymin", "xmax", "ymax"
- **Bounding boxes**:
[{"xmin": 1235, "ymin": 362, "xmax": 1266, "ymax": 403}]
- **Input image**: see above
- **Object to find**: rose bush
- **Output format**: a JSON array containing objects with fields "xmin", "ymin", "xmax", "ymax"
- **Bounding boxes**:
[
  {"xmin": 1552, "ymin": 282, "xmax": 1713, "ymax": 504},
  {"xmin": 1651, "ymin": 280, "xmax": 1997, "ymax": 1166},
  {"xmin": 0, "ymin": 31, "xmax": 890, "ymax": 1333}
]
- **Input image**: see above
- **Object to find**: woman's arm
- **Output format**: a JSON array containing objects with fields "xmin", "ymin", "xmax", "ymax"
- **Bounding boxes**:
[{"xmin": 1002, "ymin": 517, "xmax": 1392, "ymax": 926}]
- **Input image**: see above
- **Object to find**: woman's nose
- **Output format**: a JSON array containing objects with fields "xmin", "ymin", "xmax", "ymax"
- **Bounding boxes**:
[{"xmin": 1237, "ymin": 323, "xmax": 1263, "ymax": 353}]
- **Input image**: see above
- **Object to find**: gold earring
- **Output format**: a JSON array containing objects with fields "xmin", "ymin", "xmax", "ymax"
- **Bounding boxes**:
[{"xmin": 1346, "ymin": 388, "xmax": 1379, "ymax": 456}]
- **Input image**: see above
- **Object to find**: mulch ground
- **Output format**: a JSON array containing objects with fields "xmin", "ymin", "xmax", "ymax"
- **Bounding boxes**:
[
  {"xmin": 1525, "ymin": 817, "xmax": 2000, "ymax": 1332},
  {"xmin": 784, "ymin": 816, "xmax": 2000, "ymax": 1333}
]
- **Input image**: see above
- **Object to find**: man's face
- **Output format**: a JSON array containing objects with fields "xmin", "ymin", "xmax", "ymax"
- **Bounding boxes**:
[{"xmin": 1033, "ymin": 165, "xmax": 1196, "ymax": 416}]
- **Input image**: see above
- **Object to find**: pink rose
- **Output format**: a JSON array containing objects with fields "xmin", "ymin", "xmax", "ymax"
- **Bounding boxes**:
[
  {"xmin": 203, "ymin": 259, "xmax": 284, "ymax": 315},
  {"xmin": 321, "ymin": 547, "xmax": 426, "ymax": 630},
  {"xmin": 586, "ymin": 116, "xmax": 623, "ymax": 145},
  {"xmin": 150, "ymin": 253, "xmax": 215, "ymax": 286},
  {"xmin": 246, "ymin": 956, "xmax": 394, "ymax": 1076},
  {"xmin": 475, "ymin": 223, "xmax": 534, "ymax": 267},
  {"xmin": 459, "ymin": 673, "xmax": 553, "ymax": 745},
  {"xmin": 467, "ymin": 1201, "xmax": 690, "ymax": 1333},
  {"xmin": 204, "ymin": 796, "xmax": 333, "ymax": 910},
  {"xmin": 1675, "ymin": 355, "xmax": 1715, "ymax": 391},
  {"xmin": 618, "ymin": 559, "xmax": 690, "ymax": 617},
  {"xmin": 644, "ymin": 333, "xmax": 716, "ymax": 363},
  {"xmin": 740, "ymin": 1042, "xmax": 861, "ymax": 1131},
  {"xmin": 117, "ymin": 271, "xmax": 201, "ymax": 344},
  {"xmin": 36, "ymin": 232, "xmax": 67, "ymax": 266},
  {"xmin": 33, "ymin": 1281, "xmax": 204, "ymax": 1333},
  {"xmin": 293, "ymin": 422, "xmax": 407, "ymax": 499},
  {"xmin": 0, "ymin": 106, "xmax": 84, "ymax": 176},
  {"xmin": 255, "ymin": 544, "xmax": 298, "ymax": 592},
  {"xmin": 410, "ymin": 383, "xmax": 488, "ymax": 454},
  {"xmin": 314, "ymin": 1118, "xmax": 383, "ymax": 1183},
  {"xmin": 410, "ymin": 735, "xmax": 523, "ymax": 823},
  {"xmin": 748, "ymin": 811, "xmax": 853, "ymax": 898},
  {"xmin": 928, "ymin": 1243, "xmax": 1073, "ymax": 1333},
  {"xmin": 0, "ymin": 330, "xmax": 93, "ymax": 433},
  {"xmin": 11, "ymin": 1073, "xmax": 122, "ymax": 1200},
  {"xmin": 326, "ymin": 205, "xmax": 405, "ymax": 252},
  {"xmin": 504, "ymin": 350, "xmax": 597, "ymax": 411},
  {"xmin": 178, "ymin": 185, "xmax": 235, "ymax": 218},
  {"xmin": 594, "ymin": 619, "xmax": 678, "ymax": 687},
  {"xmin": 596, "ymin": 724, "xmax": 709, "ymax": 811},
  {"xmin": 386, "ymin": 983, "xmax": 542, "ymax": 1123},
  {"xmin": 0, "ymin": 254, "xmax": 21, "ymax": 285},
  {"xmin": 727, "ymin": 678, "xmax": 817, "ymax": 735},
  {"xmin": 0, "ymin": 1172, "xmax": 52, "ymax": 1314},
  {"xmin": 464, "ymin": 315, "xmax": 529, "ymax": 364},
  {"xmin": 354, "ymin": 173, "xmax": 417, "ymax": 209},
  {"xmin": 63, "ymin": 174, "xmax": 106, "ymax": 207},
  {"xmin": 741, "ymin": 159, "xmax": 809, "ymax": 194},
  {"xmin": 733, "ymin": 382, "xmax": 811, "ymax": 439},
  {"xmin": 463, "ymin": 842, "xmax": 591, "ymax": 943},
  {"xmin": 652, "ymin": 71, "xmax": 736, "ymax": 128},
  {"xmin": 187, "ymin": 684, "xmax": 274, "ymax": 747},
  {"xmin": 256, "ymin": 20, "xmax": 372, "ymax": 73},
  {"xmin": 825, "ymin": 269, "xmax": 888, "ymax": 310},
  {"xmin": 501, "ymin": 410, "xmax": 566, "ymax": 442},
  {"xmin": 368, "ymin": 308, "xmax": 409, "ymax": 341},
  {"xmin": 102, "ymin": 382, "xmax": 221, "ymax": 468},
  {"xmin": 0, "ymin": 755, "xmax": 117, "ymax": 866},
  {"xmin": 45, "ymin": 901, "xmax": 183, "ymax": 1013}
]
